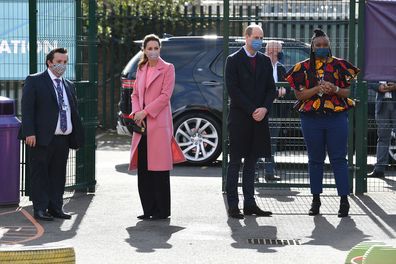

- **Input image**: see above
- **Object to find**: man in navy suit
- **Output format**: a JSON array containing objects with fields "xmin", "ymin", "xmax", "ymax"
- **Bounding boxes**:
[
  {"xmin": 225, "ymin": 24, "xmax": 277, "ymax": 219},
  {"xmin": 21, "ymin": 48, "xmax": 84, "ymax": 221},
  {"xmin": 368, "ymin": 81, "xmax": 396, "ymax": 178}
]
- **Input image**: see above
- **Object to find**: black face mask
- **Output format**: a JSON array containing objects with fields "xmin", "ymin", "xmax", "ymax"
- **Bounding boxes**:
[{"xmin": 277, "ymin": 51, "xmax": 284, "ymax": 61}]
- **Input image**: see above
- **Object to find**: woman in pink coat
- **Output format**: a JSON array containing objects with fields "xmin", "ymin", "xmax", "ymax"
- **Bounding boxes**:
[{"xmin": 129, "ymin": 34, "xmax": 185, "ymax": 220}]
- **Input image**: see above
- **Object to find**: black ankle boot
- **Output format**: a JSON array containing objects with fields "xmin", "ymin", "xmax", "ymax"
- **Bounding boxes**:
[
  {"xmin": 309, "ymin": 195, "xmax": 321, "ymax": 216},
  {"xmin": 338, "ymin": 196, "xmax": 350, "ymax": 217}
]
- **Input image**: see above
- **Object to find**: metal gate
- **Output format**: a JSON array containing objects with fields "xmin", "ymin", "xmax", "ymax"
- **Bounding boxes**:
[
  {"xmin": 221, "ymin": 0, "xmax": 372, "ymax": 194},
  {"xmin": 0, "ymin": 0, "xmax": 98, "ymax": 194}
]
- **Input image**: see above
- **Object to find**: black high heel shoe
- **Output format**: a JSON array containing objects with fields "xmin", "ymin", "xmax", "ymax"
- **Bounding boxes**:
[
  {"xmin": 338, "ymin": 202, "xmax": 350, "ymax": 217},
  {"xmin": 308, "ymin": 201, "xmax": 321, "ymax": 216}
]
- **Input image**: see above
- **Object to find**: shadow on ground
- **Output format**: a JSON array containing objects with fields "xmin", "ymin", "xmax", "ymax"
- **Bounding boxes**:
[
  {"xmin": 125, "ymin": 219, "xmax": 185, "ymax": 252},
  {"xmin": 304, "ymin": 216, "xmax": 370, "ymax": 251},
  {"xmin": 2, "ymin": 193, "xmax": 94, "ymax": 246}
]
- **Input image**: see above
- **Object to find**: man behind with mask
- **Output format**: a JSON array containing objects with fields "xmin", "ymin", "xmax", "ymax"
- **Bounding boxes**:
[
  {"xmin": 20, "ymin": 48, "xmax": 84, "ymax": 221},
  {"xmin": 225, "ymin": 24, "xmax": 277, "ymax": 219},
  {"xmin": 258, "ymin": 40, "xmax": 289, "ymax": 182}
]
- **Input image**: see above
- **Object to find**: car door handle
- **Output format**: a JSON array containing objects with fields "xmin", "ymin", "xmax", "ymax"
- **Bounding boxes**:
[{"xmin": 202, "ymin": 81, "xmax": 222, "ymax": 86}]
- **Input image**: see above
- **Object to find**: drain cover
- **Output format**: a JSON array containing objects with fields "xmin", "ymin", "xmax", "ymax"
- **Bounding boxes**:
[{"xmin": 247, "ymin": 238, "xmax": 301, "ymax": 245}]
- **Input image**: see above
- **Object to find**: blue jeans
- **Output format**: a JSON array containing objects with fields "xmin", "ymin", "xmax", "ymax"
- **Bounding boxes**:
[{"xmin": 300, "ymin": 112, "xmax": 349, "ymax": 196}]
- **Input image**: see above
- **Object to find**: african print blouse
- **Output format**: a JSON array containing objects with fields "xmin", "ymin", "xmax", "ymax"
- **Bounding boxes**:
[{"xmin": 285, "ymin": 57, "xmax": 360, "ymax": 113}]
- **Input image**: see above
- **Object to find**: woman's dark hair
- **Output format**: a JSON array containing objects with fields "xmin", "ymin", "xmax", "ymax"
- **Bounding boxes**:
[
  {"xmin": 307, "ymin": 28, "xmax": 332, "ymax": 88},
  {"xmin": 46, "ymin": 48, "xmax": 68, "ymax": 67},
  {"xmin": 138, "ymin": 34, "xmax": 161, "ymax": 70}
]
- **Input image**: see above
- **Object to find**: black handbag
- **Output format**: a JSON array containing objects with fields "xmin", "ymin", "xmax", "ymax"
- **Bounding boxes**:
[{"xmin": 125, "ymin": 117, "xmax": 146, "ymax": 135}]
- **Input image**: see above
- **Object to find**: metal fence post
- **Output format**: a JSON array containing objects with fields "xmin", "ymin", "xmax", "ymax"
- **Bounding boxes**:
[
  {"xmin": 348, "ymin": 0, "xmax": 356, "ymax": 193},
  {"xmin": 355, "ymin": 0, "xmax": 368, "ymax": 194},
  {"xmin": 24, "ymin": 0, "xmax": 38, "ymax": 196},
  {"xmin": 222, "ymin": 0, "xmax": 229, "ymax": 192},
  {"xmin": 75, "ymin": 0, "xmax": 98, "ymax": 192}
]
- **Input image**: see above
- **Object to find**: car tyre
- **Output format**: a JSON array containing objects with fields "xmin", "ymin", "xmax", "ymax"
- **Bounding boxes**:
[{"xmin": 174, "ymin": 112, "xmax": 222, "ymax": 165}]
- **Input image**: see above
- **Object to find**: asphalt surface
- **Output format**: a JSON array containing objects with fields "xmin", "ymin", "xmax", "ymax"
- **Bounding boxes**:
[{"xmin": 1, "ymin": 131, "xmax": 396, "ymax": 263}]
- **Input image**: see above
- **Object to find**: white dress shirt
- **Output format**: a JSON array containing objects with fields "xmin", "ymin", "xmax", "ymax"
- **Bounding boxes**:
[
  {"xmin": 47, "ymin": 69, "xmax": 73, "ymax": 135},
  {"xmin": 243, "ymin": 46, "xmax": 257, "ymax": 57},
  {"xmin": 272, "ymin": 61, "xmax": 279, "ymax": 82}
]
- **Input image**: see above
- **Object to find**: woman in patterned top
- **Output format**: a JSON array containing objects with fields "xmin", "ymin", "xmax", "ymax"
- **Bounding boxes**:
[{"xmin": 286, "ymin": 29, "xmax": 359, "ymax": 217}]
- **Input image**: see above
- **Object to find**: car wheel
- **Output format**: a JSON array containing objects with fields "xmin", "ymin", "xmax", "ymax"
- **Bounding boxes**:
[
  {"xmin": 389, "ymin": 130, "xmax": 396, "ymax": 163},
  {"xmin": 174, "ymin": 113, "xmax": 221, "ymax": 165}
]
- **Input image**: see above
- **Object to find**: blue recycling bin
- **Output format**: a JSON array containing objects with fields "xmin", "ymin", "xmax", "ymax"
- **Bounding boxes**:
[{"xmin": 0, "ymin": 96, "xmax": 21, "ymax": 205}]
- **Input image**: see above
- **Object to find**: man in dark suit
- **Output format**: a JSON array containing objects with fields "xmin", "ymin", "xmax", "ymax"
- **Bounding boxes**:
[
  {"xmin": 367, "ymin": 81, "xmax": 396, "ymax": 178},
  {"xmin": 260, "ymin": 40, "xmax": 289, "ymax": 181},
  {"xmin": 21, "ymin": 48, "xmax": 84, "ymax": 221},
  {"xmin": 225, "ymin": 24, "xmax": 277, "ymax": 219}
]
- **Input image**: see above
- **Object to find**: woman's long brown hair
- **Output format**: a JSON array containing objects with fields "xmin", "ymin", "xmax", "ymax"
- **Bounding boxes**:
[{"xmin": 138, "ymin": 34, "xmax": 161, "ymax": 70}]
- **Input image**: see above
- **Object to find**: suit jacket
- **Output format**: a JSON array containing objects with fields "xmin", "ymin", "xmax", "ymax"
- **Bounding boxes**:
[
  {"xmin": 20, "ymin": 70, "xmax": 84, "ymax": 149},
  {"xmin": 276, "ymin": 62, "xmax": 287, "ymax": 83},
  {"xmin": 129, "ymin": 58, "xmax": 185, "ymax": 171},
  {"xmin": 368, "ymin": 82, "xmax": 396, "ymax": 114},
  {"xmin": 225, "ymin": 48, "xmax": 277, "ymax": 158}
]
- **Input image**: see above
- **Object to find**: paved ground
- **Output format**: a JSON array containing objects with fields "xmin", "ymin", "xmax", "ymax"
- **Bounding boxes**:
[{"xmin": 1, "ymin": 131, "xmax": 396, "ymax": 263}]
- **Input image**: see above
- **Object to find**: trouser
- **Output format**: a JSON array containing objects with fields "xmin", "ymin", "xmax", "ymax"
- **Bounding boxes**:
[
  {"xmin": 29, "ymin": 135, "xmax": 69, "ymax": 212},
  {"xmin": 375, "ymin": 100, "xmax": 396, "ymax": 172},
  {"xmin": 300, "ymin": 112, "xmax": 349, "ymax": 196},
  {"xmin": 226, "ymin": 152, "xmax": 258, "ymax": 209},
  {"xmin": 264, "ymin": 125, "xmax": 280, "ymax": 175},
  {"xmin": 137, "ymin": 135, "xmax": 170, "ymax": 217}
]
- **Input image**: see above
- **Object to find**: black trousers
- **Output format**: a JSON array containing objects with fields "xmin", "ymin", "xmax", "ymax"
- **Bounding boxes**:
[
  {"xmin": 137, "ymin": 135, "xmax": 170, "ymax": 217},
  {"xmin": 29, "ymin": 135, "xmax": 70, "ymax": 212},
  {"xmin": 226, "ymin": 153, "xmax": 257, "ymax": 209}
]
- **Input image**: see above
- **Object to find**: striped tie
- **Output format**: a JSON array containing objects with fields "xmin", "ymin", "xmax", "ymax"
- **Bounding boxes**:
[{"xmin": 54, "ymin": 79, "xmax": 67, "ymax": 133}]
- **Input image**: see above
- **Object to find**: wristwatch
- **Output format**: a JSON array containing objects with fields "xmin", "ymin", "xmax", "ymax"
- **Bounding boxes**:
[{"xmin": 335, "ymin": 86, "xmax": 340, "ymax": 93}]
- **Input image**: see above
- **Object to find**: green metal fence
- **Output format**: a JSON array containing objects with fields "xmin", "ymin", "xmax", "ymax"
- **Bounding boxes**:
[
  {"xmin": 0, "ymin": 0, "xmax": 97, "ymax": 194},
  {"xmin": 221, "ymin": 0, "xmax": 370, "ymax": 194},
  {"xmin": 96, "ymin": 2, "xmax": 351, "ymax": 130}
]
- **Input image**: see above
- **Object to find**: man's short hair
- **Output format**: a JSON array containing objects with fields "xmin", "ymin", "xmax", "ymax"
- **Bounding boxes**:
[
  {"xmin": 244, "ymin": 24, "xmax": 262, "ymax": 37},
  {"xmin": 46, "ymin": 48, "xmax": 68, "ymax": 67}
]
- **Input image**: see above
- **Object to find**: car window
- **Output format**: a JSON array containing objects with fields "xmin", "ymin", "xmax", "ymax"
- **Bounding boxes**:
[
  {"xmin": 161, "ymin": 44, "xmax": 204, "ymax": 70},
  {"xmin": 210, "ymin": 47, "xmax": 240, "ymax": 77},
  {"xmin": 282, "ymin": 47, "xmax": 310, "ymax": 71},
  {"xmin": 122, "ymin": 51, "xmax": 141, "ymax": 79}
]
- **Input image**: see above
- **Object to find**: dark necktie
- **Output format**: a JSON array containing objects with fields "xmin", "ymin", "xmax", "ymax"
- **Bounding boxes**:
[{"xmin": 54, "ymin": 79, "xmax": 67, "ymax": 133}]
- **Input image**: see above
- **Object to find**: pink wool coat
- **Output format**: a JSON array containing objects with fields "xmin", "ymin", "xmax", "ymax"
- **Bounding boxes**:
[{"xmin": 128, "ymin": 57, "xmax": 185, "ymax": 171}]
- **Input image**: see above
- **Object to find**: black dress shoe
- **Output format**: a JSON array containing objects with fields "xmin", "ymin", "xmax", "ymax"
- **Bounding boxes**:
[
  {"xmin": 338, "ymin": 202, "xmax": 350, "ymax": 218},
  {"xmin": 48, "ymin": 209, "xmax": 72, "ymax": 220},
  {"xmin": 34, "ymin": 210, "xmax": 54, "ymax": 221},
  {"xmin": 228, "ymin": 208, "xmax": 244, "ymax": 219},
  {"xmin": 265, "ymin": 174, "xmax": 281, "ymax": 181},
  {"xmin": 137, "ymin": 214, "xmax": 151, "ymax": 220},
  {"xmin": 243, "ymin": 206, "xmax": 272, "ymax": 217},
  {"xmin": 151, "ymin": 215, "xmax": 169, "ymax": 220},
  {"xmin": 308, "ymin": 201, "xmax": 321, "ymax": 216},
  {"xmin": 367, "ymin": 170, "xmax": 385, "ymax": 178}
]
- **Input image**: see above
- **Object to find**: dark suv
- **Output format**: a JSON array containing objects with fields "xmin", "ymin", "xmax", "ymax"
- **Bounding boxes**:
[{"xmin": 117, "ymin": 36, "xmax": 310, "ymax": 165}]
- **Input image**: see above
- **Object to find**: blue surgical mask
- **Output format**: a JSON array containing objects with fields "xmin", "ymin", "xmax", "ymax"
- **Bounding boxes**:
[
  {"xmin": 315, "ymin": 48, "xmax": 330, "ymax": 58},
  {"xmin": 277, "ymin": 51, "xmax": 284, "ymax": 61},
  {"xmin": 251, "ymin": 39, "xmax": 262, "ymax": 52}
]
